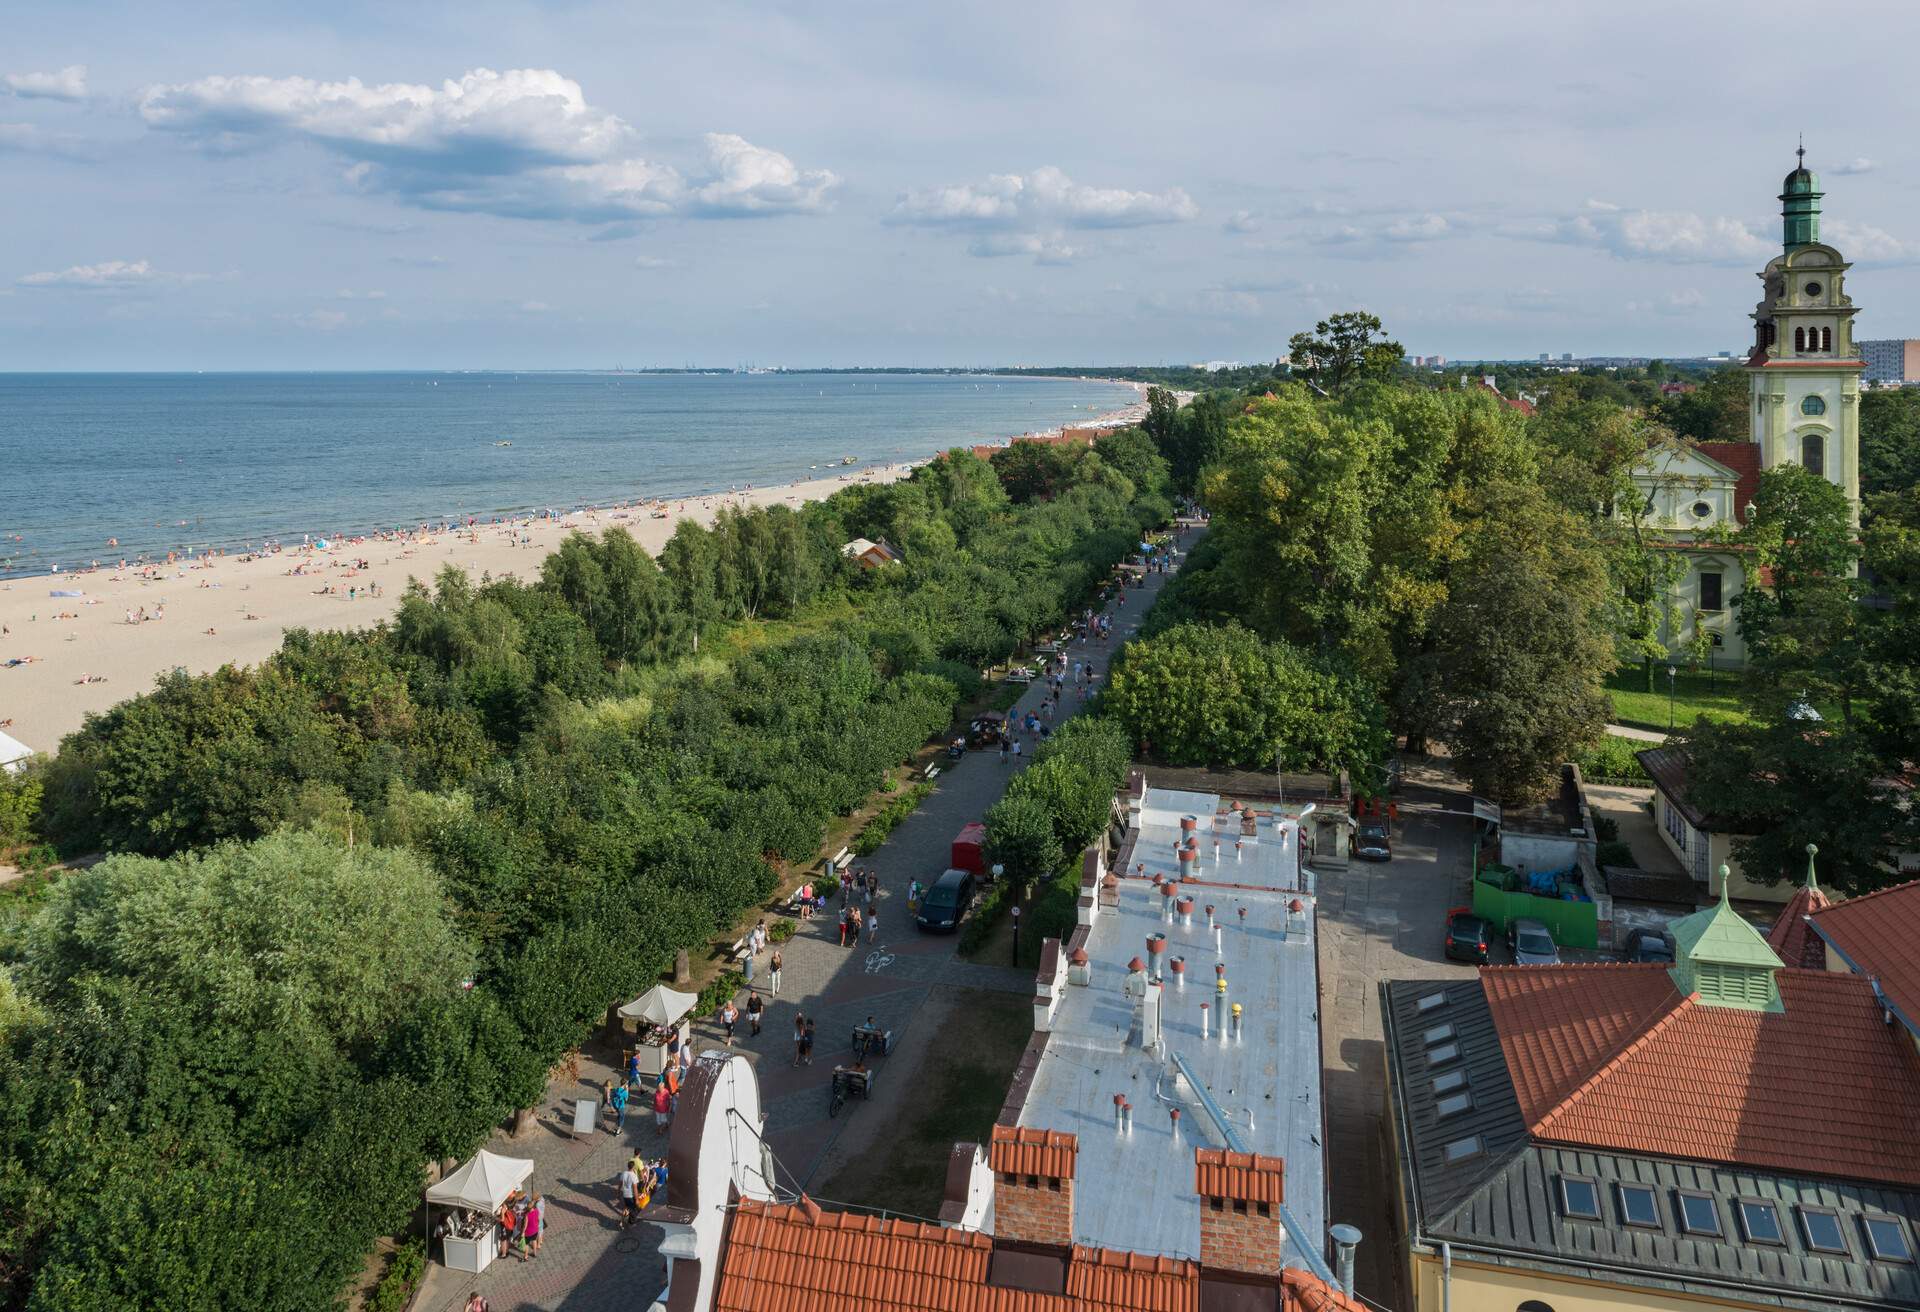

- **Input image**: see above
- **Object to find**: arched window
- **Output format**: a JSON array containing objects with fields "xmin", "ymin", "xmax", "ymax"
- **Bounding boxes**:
[
  {"xmin": 1802, "ymin": 395, "xmax": 1826, "ymax": 416},
  {"xmin": 1803, "ymin": 433, "xmax": 1825, "ymax": 476},
  {"xmin": 1822, "ymin": 326, "xmax": 1833, "ymax": 351},
  {"xmin": 1794, "ymin": 327, "xmax": 1807, "ymax": 351}
]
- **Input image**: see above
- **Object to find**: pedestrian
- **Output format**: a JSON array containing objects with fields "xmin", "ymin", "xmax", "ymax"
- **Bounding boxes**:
[
  {"xmin": 999, "ymin": 738, "xmax": 1009, "ymax": 765},
  {"xmin": 747, "ymin": 989, "xmax": 764, "ymax": 1037},
  {"xmin": 618, "ymin": 1161, "xmax": 641, "ymax": 1226},
  {"xmin": 721, "ymin": 999, "xmax": 739, "ymax": 1046},
  {"xmin": 799, "ymin": 882, "xmax": 813, "ymax": 918},
  {"xmin": 866, "ymin": 910, "xmax": 879, "ymax": 943},
  {"xmin": 653, "ymin": 1080, "xmax": 672, "ymax": 1134},
  {"xmin": 626, "ymin": 1049, "xmax": 643, "ymax": 1089},
  {"xmin": 526, "ymin": 1194, "xmax": 544, "ymax": 1257},
  {"xmin": 466, "ymin": 1294, "xmax": 489, "ymax": 1312},
  {"xmin": 793, "ymin": 1013, "xmax": 807, "ymax": 1066},
  {"xmin": 610, "ymin": 1081, "xmax": 630, "ymax": 1132},
  {"xmin": 907, "ymin": 878, "xmax": 921, "ymax": 916},
  {"xmin": 769, "ymin": 949, "xmax": 783, "ymax": 996},
  {"xmin": 838, "ymin": 909, "xmax": 850, "ymax": 946},
  {"xmin": 752, "ymin": 919, "xmax": 768, "ymax": 957},
  {"xmin": 802, "ymin": 1018, "xmax": 816, "ymax": 1065},
  {"xmin": 1012, "ymin": 739, "xmax": 1023, "ymax": 763},
  {"xmin": 846, "ymin": 906, "xmax": 861, "ymax": 948}
]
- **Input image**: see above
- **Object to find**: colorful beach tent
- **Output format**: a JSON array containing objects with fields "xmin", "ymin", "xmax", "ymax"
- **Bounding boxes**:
[
  {"xmin": 425, "ymin": 1149, "xmax": 532, "ymax": 1213},
  {"xmin": 618, "ymin": 985, "xmax": 696, "ymax": 1028}
]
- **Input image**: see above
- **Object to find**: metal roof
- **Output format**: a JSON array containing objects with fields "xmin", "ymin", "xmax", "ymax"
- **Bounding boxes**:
[
  {"xmin": 1015, "ymin": 788, "xmax": 1326, "ymax": 1269},
  {"xmin": 1384, "ymin": 979, "xmax": 1920, "ymax": 1311}
]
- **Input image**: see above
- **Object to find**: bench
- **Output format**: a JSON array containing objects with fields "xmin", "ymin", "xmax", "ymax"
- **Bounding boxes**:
[{"xmin": 923, "ymin": 764, "xmax": 941, "ymax": 781}]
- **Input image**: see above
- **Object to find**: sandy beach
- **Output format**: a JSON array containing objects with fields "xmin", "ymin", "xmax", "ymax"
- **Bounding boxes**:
[{"xmin": 0, "ymin": 466, "xmax": 925, "ymax": 756}]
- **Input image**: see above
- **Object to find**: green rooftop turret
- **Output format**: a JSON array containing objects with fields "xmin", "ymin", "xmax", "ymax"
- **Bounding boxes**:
[
  {"xmin": 1781, "ymin": 141, "xmax": 1822, "ymax": 250},
  {"xmin": 1668, "ymin": 865, "xmax": 1785, "ymax": 1012}
]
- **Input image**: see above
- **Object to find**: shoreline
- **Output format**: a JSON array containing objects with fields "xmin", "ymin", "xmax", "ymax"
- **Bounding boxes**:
[{"xmin": 0, "ymin": 396, "xmax": 1148, "ymax": 753}]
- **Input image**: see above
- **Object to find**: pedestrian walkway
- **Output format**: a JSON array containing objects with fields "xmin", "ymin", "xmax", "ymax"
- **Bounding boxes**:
[{"xmin": 413, "ymin": 528, "xmax": 1200, "ymax": 1312}]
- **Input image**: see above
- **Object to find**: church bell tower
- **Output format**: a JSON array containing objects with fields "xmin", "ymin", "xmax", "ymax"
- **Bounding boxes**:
[{"xmin": 1745, "ymin": 146, "xmax": 1862, "ymax": 521}]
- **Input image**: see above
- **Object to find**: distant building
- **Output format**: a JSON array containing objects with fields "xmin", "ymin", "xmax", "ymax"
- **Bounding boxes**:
[
  {"xmin": 1561, "ymin": 352, "xmax": 1574, "ymax": 361},
  {"xmin": 839, "ymin": 537, "xmax": 901, "ymax": 569},
  {"xmin": 1859, "ymin": 337, "xmax": 1920, "ymax": 384},
  {"xmin": 1385, "ymin": 890, "xmax": 1920, "ymax": 1312},
  {"xmin": 1539, "ymin": 352, "xmax": 1551, "ymax": 362}
]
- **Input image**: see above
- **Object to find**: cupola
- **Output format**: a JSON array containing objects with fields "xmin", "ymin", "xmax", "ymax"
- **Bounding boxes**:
[
  {"xmin": 1669, "ymin": 868, "xmax": 1786, "ymax": 1012},
  {"xmin": 1780, "ymin": 143, "xmax": 1823, "ymax": 250}
]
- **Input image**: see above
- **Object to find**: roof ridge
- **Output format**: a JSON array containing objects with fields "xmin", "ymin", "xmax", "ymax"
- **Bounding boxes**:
[
  {"xmin": 1530, "ymin": 991, "xmax": 1693, "ymax": 1138},
  {"xmin": 1813, "ymin": 874, "xmax": 1920, "ymax": 915}
]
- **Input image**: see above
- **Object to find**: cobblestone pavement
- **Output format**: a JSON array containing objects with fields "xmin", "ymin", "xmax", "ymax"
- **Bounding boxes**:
[
  {"xmin": 1314, "ymin": 761, "xmax": 1478, "ymax": 1310},
  {"xmin": 414, "ymin": 528, "xmax": 1200, "ymax": 1312}
]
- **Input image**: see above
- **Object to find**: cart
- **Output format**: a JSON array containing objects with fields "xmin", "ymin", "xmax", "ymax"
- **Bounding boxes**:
[{"xmin": 829, "ymin": 1063, "xmax": 874, "ymax": 1117}]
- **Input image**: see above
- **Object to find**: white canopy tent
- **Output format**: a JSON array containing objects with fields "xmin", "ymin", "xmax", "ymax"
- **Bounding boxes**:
[
  {"xmin": 426, "ymin": 1149, "xmax": 533, "ymax": 1274},
  {"xmin": 619, "ymin": 985, "xmax": 696, "ymax": 1028},
  {"xmin": 0, "ymin": 730, "xmax": 34, "ymax": 775}
]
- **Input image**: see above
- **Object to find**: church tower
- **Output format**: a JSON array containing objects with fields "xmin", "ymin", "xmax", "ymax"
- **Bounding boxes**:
[{"xmin": 1745, "ymin": 147, "xmax": 1862, "ymax": 521}]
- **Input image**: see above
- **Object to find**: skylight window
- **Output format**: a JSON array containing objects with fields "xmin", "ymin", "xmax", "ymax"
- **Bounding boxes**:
[
  {"xmin": 1798, "ymin": 1206, "xmax": 1848, "ymax": 1254},
  {"xmin": 1426, "ymin": 1043, "xmax": 1460, "ymax": 1066},
  {"xmin": 1441, "ymin": 1136, "xmax": 1482, "ymax": 1164},
  {"xmin": 1865, "ymin": 1216, "xmax": 1914, "ymax": 1263},
  {"xmin": 1616, "ymin": 1183, "xmax": 1660, "ymax": 1228},
  {"xmin": 1559, "ymin": 1177, "xmax": 1601, "ymax": 1221},
  {"xmin": 1738, "ymin": 1200, "xmax": 1784, "ymax": 1246},
  {"xmin": 1677, "ymin": 1191, "xmax": 1722, "ymax": 1236},
  {"xmin": 1417, "ymin": 992, "xmax": 1449, "ymax": 1013},
  {"xmin": 1436, "ymin": 1091, "xmax": 1474, "ymax": 1118},
  {"xmin": 1422, "ymin": 1023, "xmax": 1455, "ymax": 1045},
  {"xmin": 1431, "ymin": 1070, "xmax": 1467, "ymax": 1095}
]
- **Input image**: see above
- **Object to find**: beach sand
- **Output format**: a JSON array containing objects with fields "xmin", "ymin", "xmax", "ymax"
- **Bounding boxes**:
[{"xmin": 0, "ymin": 466, "xmax": 920, "ymax": 755}]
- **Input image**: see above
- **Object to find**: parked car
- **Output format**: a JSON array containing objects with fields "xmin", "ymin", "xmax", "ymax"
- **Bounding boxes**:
[
  {"xmin": 1508, "ymin": 917, "xmax": 1561, "ymax": 965},
  {"xmin": 1354, "ymin": 821, "xmax": 1392, "ymax": 862},
  {"xmin": 1624, "ymin": 928, "xmax": 1674, "ymax": 963},
  {"xmin": 915, "ymin": 868, "xmax": 976, "ymax": 933},
  {"xmin": 1444, "ymin": 908, "xmax": 1491, "ymax": 964}
]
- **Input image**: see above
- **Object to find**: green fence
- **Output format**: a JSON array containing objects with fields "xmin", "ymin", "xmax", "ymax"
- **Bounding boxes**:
[{"xmin": 1471, "ymin": 867, "xmax": 1599, "ymax": 949}]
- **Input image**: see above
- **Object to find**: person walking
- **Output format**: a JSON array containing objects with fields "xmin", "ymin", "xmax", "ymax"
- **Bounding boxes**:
[
  {"xmin": 837, "ymin": 907, "xmax": 850, "ymax": 947},
  {"xmin": 626, "ymin": 1049, "xmax": 643, "ymax": 1090},
  {"xmin": 866, "ymin": 910, "xmax": 879, "ymax": 944},
  {"xmin": 793, "ymin": 1013, "xmax": 807, "ymax": 1067},
  {"xmin": 999, "ymin": 737, "xmax": 1009, "ymax": 764},
  {"xmin": 526, "ymin": 1195, "xmax": 544, "ymax": 1258},
  {"xmin": 746, "ymin": 990, "xmax": 764, "ymax": 1038},
  {"xmin": 609, "ymin": 1081, "xmax": 630, "ymax": 1133},
  {"xmin": 802, "ymin": 1018, "xmax": 816, "ymax": 1065},
  {"xmin": 720, "ymin": 999, "xmax": 739, "ymax": 1046},
  {"xmin": 751, "ymin": 919, "xmax": 768, "ymax": 958},
  {"xmin": 652, "ymin": 1080, "xmax": 672, "ymax": 1134},
  {"xmin": 1011, "ymin": 739, "xmax": 1023, "ymax": 764},
  {"xmin": 769, "ymin": 949, "xmax": 783, "ymax": 996},
  {"xmin": 466, "ymin": 1294, "xmax": 489, "ymax": 1312},
  {"xmin": 617, "ymin": 1161, "xmax": 641, "ymax": 1227}
]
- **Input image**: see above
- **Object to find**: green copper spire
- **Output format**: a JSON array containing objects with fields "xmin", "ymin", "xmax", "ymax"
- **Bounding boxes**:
[
  {"xmin": 1781, "ymin": 141, "xmax": 1822, "ymax": 249},
  {"xmin": 1667, "ymin": 865, "xmax": 1785, "ymax": 1011},
  {"xmin": 1803, "ymin": 842, "xmax": 1820, "ymax": 892}
]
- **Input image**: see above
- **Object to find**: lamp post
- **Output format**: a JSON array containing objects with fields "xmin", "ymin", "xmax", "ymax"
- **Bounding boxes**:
[
  {"xmin": 1010, "ymin": 904, "xmax": 1021, "ymax": 966},
  {"xmin": 1666, "ymin": 664, "xmax": 1678, "ymax": 734}
]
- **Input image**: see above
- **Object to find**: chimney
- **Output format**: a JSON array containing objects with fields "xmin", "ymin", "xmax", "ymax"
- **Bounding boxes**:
[
  {"xmin": 1194, "ymin": 1148, "xmax": 1287, "ymax": 1277},
  {"xmin": 989, "ymin": 1126, "xmax": 1078, "ymax": 1248}
]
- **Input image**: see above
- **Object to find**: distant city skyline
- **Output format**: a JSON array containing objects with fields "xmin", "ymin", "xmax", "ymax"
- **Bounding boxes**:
[{"xmin": 6, "ymin": 1, "xmax": 1920, "ymax": 370}]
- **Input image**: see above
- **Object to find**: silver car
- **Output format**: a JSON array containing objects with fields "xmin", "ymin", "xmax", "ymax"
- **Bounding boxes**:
[{"xmin": 1509, "ymin": 917, "xmax": 1560, "ymax": 965}]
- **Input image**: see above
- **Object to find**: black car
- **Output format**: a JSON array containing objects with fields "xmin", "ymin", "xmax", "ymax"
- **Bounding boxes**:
[
  {"xmin": 915, "ymin": 868, "xmax": 976, "ymax": 933},
  {"xmin": 1444, "ymin": 910, "xmax": 1490, "ymax": 964},
  {"xmin": 1624, "ymin": 928, "xmax": 1675, "ymax": 963},
  {"xmin": 1355, "ymin": 821, "xmax": 1392, "ymax": 862}
]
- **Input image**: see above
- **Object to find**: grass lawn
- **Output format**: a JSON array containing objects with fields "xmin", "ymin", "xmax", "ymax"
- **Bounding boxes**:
[
  {"xmin": 812, "ymin": 988, "xmax": 1033, "ymax": 1221},
  {"xmin": 1604, "ymin": 664, "xmax": 1751, "ymax": 731}
]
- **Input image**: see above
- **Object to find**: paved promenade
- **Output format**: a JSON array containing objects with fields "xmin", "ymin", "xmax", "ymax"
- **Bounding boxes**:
[{"xmin": 414, "ymin": 527, "xmax": 1197, "ymax": 1312}]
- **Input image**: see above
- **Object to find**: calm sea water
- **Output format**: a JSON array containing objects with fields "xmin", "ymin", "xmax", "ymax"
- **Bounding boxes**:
[{"xmin": 0, "ymin": 372, "xmax": 1135, "ymax": 575}]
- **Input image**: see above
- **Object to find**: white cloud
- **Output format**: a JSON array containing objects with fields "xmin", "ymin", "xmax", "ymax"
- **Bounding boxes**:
[
  {"xmin": 5, "ymin": 65, "xmax": 87, "ymax": 101},
  {"xmin": 520, "ymin": 300, "xmax": 551, "ymax": 312},
  {"xmin": 1384, "ymin": 212, "xmax": 1449, "ymax": 242},
  {"xmin": 1624, "ymin": 288, "xmax": 1707, "ymax": 316},
  {"xmin": 289, "ymin": 308, "xmax": 348, "ymax": 331},
  {"xmin": 1825, "ymin": 219, "xmax": 1918, "ymax": 264},
  {"xmin": 334, "ymin": 288, "xmax": 387, "ymax": 300},
  {"xmin": 0, "ymin": 121, "xmax": 97, "ymax": 160},
  {"xmin": 1223, "ymin": 209, "xmax": 1261, "ymax": 234},
  {"xmin": 1830, "ymin": 158, "xmax": 1876, "ymax": 176},
  {"xmin": 1513, "ymin": 201, "xmax": 1773, "ymax": 264},
  {"xmin": 138, "ymin": 67, "xmax": 837, "ymax": 224},
  {"xmin": 18, "ymin": 259, "xmax": 160, "ymax": 289},
  {"xmin": 892, "ymin": 165, "xmax": 1196, "ymax": 231},
  {"xmin": 633, "ymin": 255, "xmax": 683, "ymax": 269},
  {"xmin": 965, "ymin": 231, "xmax": 1081, "ymax": 265}
]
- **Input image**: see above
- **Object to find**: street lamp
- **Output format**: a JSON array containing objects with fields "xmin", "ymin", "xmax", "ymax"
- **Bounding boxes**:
[
  {"xmin": 1666, "ymin": 664, "xmax": 1678, "ymax": 734},
  {"xmin": 1010, "ymin": 904, "xmax": 1021, "ymax": 966}
]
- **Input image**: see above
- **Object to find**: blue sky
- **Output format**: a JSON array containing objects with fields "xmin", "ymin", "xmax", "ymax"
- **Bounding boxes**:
[{"xmin": 6, "ymin": 0, "xmax": 1920, "ymax": 369}]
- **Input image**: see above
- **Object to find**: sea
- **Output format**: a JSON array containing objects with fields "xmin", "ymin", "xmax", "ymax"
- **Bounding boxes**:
[{"xmin": 0, "ymin": 371, "xmax": 1136, "ymax": 577}]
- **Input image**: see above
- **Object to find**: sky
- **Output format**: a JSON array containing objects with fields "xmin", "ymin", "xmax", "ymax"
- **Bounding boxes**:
[{"xmin": 6, "ymin": 0, "xmax": 1920, "ymax": 370}]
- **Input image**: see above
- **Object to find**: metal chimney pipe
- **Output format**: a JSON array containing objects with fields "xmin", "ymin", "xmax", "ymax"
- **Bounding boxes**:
[
  {"xmin": 1330, "ymin": 1224, "xmax": 1363, "ymax": 1298},
  {"xmin": 1114, "ymin": 1093, "xmax": 1127, "ymax": 1129},
  {"xmin": 1230, "ymin": 1003, "xmax": 1242, "ymax": 1039},
  {"xmin": 1205, "ymin": 904, "xmax": 1216, "ymax": 930},
  {"xmin": 1120, "ymin": 1101, "xmax": 1132, "ymax": 1134},
  {"xmin": 1200, "ymin": 1002, "xmax": 1210, "ymax": 1038}
]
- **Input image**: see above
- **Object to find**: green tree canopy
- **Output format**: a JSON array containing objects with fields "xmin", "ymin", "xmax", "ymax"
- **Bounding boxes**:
[{"xmin": 1285, "ymin": 311, "xmax": 1404, "ymax": 395}]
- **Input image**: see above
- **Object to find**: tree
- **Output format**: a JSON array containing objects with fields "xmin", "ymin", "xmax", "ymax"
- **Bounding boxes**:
[
  {"xmin": 984, "ymin": 794, "xmax": 1063, "ymax": 891},
  {"xmin": 1286, "ymin": 311, "xmax": 1404, "ymax": 395},
  {"xmin": 1142, "ymin": 386, "xmax": 1181, "ymax": 450},
  {"xmin": 1397, "ymin": 482, "xmax": 1614, "ymax": 805},
  {"xmin": 1650, "ymin": 366, "xmax": 1746, "ymax": 444},
  {"xmin": 990, "ymin": 440, "xmax": 1080, "ymax": 504},
  {"xmin": 1861, "ymin": 387, "xmax": 1920, "ymax": 495},
  {"xmin": 1733, "ymin": 465, "xmax": 1863, "ymax": 723}
]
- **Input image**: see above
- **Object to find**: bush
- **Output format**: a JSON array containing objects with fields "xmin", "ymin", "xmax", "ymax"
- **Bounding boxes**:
[
  {"xmin": 768, "ymin": 917, "xmax": 796, "ymax": 944},
  {"xmin": 694, "ymin": 970, "xmax": 744, "ymax": 1018},
  {"xmin": 1572, "ymin": 736, "xmax": 1652, "ymax": 783},
  {"xmin": 958, "ymin": 880, "xmax": 1012, "ymax": 955},
  {"xmin": 1593, "ymin": 816, "xmax": 1619, "ymax": 843},
  {"xmin": 1596, "ymin": 840, "xmax": 1636, "ymax": 869},
  {"xmin": 0, "ymin": 768, "xmax": 43, "ymax": 850},
  {"xmin": 367, "ymin": 1239, "xmax": 425, "ymax": 1312},
  {"xmin": 852, "ymin": 782, "xmax": 934, "ymax": 856}
]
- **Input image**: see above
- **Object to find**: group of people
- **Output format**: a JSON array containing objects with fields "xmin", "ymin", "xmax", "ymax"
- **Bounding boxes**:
[
  {"xmin": 615, "ymin": 1153, "xmax": 669, "ymax": 1230},
  {"xmin": 494, "ymin": 1188, "xmax": 545, "ymax": 1263},
  {"xmin": 835, "ymin": 867, "xmax": 882, "ymax": 946},
  {"xmin": 738, "ymin": 918, "xmax": 783, "ymax": 994}
]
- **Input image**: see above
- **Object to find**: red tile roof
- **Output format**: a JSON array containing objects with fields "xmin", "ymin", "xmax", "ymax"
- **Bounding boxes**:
[
  {"xmin": 1811, "ymin": 877, "xmax": 1920, "ymax": 1035},
  {"xmin": 1767, "ymin": 881, "xmax": 1833, "ymax": 968},
  {"xmin": 1193, "ymin": 1148, "xmax": 1286, "ymax": 1204},
  {"xmin": 710, "ymin": 1200, "xmax": 1365, "ymax": 1312},
  {"xmin": 1695, "ymin": 441, "xmax": 1762, "ymax": 523},
  {"xmin": 989, "ymin": 1125, "xmax": 1078, "ymax": 1180},
  {"xmin": 1483, "ymin": 964, "xmax": 1920, "ymax": 1188}
]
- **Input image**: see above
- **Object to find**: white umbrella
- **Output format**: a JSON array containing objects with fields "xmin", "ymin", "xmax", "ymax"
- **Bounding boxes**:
[
  {"xmin": 618, "ymin": 984, "xmax": 697, "ymax": 1028},
  {"xmin": 425, "ymin": 1149, "xmax": 532, "ymax": 1212}
]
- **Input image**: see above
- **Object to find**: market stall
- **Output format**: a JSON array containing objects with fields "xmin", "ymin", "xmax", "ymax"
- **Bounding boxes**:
[
  {"xmin": 618, "ymin": 984, "xmax": 696, "ymax": 1080},
  {"xmin": 425, "ymin": 1149, "xmax": 533, "ymax": 1274}
]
